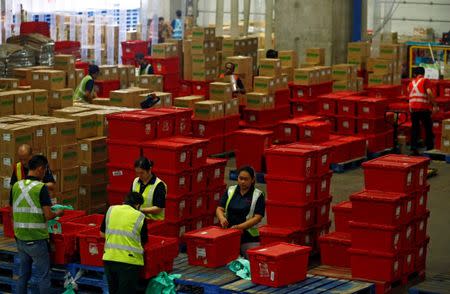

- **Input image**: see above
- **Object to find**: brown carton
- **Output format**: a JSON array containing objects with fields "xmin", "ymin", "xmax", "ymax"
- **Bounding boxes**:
[
  {"xmin": 139, "ymin": 92, "xmax": 172, "ymax": 108},
  {"xmin": 53, "ymin": 118, "xmax": 77, "ymax": 145},
  {"xmin": 246, "ymin": 92, "xmax": 268, "ymax": 110},
  {"xmin": 79, "ymin": 182, "xmax": 108, "ymax": 210},
  {"xmin": 79, "ymin": 160, "xmax": 107, "ymax": 185},
  {"xmin": 253, "ymin": 76, "xmax": 275, "ymax": 94},
  {"xmin": 333, "ymin": 80, "xmax": 356, "ymax": 92},
  {"xmin": 279, "ymin": 50, "xmax": 298, "ymax": 68},
  {"xmin": 13, "ymin": 91, "xmax": 34, "ymax": 115},
  {"xmin": 368, "ymin": 73, "xmax": 392, "ymax": 86},
  {"xmin": 347, "ymin": 42, "xmax": 370, "ymax": 58},
  {"xmin": 194, "ymin": 100, "xmax": 224, "ymax": 120},
  {"xmin": 52, "ymin": 106, "xmax": 87, "ymax": 118},
  {"xmin": 379, "ymin": 44, "xmax": 400, "ymax": 60},
  {"xmin": 225, "ymin": 98, "xmax": 239, "ymax": 116},
  {"xmin": 368, "ymin": 58, "xmax": 394, "ymax": 75},
  {"xmin": 49, "ymin": 88, "xmax": 74, "ymax": 109},
  {"xmin": 80, "ymin": 109, "xmax": 118, "ymax": 137},
  {"xmin": 347, "ymin": 55, "xmax": 367, "ymax": 71},
  {"xmin": 54, "ymin": 55, "xmax": 76, "ymax": 71},
  {"xmin": 183, "ymin": 39, "xmax": 193, "ymax": 80},
  {"xmin": 60, "ymin": 143, "xmax": 79, "ymax": 168},
  {"xmin": 315, "ymin": 66, "xmax": 333, "ymax": 83},
  {"xmin": 440, "ymin": 134, "xmax": 450, "ymax": 153},
  {"xmin": 109, "ymin": 88, "xmax": 148, "ymax": 108},
  {"xmin": 46, "ymin": 146, "xmax": 61, "ymax": 170},
  {"xmin": 281, "ymin": 67, "xmax": 294, "ymax": 82},
  {"xmin": 191, "ymin": 40, "xmax": 216, "ymax": 55},
  {"xmin": 32, "ymin": 70, "xmax": 66, "ymax": 91},
  {"xmin": 332, "ymin": 64, "xmax": 356, "ymax": 81},
  {"xmin": 174, "ymin": 96, "xmax": 205, "ymax": 109},
  {"xmin": 127, "ymin": 66, "xmax": 136, "ymax": 83},
  {"xmin": 0, "ymin": 124, "xmax": 33, "ymax": 155},
  {"xmin": 192, "ymin": 68, "xmax": 217, "ymax": 82},
  {"xmin": 0, "ymin": 153, "xmax": 15, "ymax": 177},
  {"xmin": 98, "ymin": 65, "xmax": 119, "ymax": 81},
  {"xmin": 259, "ymin": 58, "xmax": 282, "ymax": 77},
  {"xmin": 192, "ymin": 27, "xmax": 216, "ymax": 41},
  {"xmin": 294, "ymin": 68, "xmax": 318, "ymax": 85},
  {"xmin": 209, "ymin": 82, "xmax": 232, "ymax": 101},
  {"xmin": 138, "ymin": 75, "xmax": 163, "ymax": 91},
  {"xmin": 225, "ymin": 56, "xmax": 253, "ymax": 75},
  {"xmin": 0, "ymin": 176, "xmax": 10, "ymax": 206},
  {"xmin": 66, "ymin": 71, "xmax": 76, "ymax": 89},
  {"xmin": 55, "ymin": 189, "xmax": 79, "ymax": 208},
  {"xmin": 69, "ymin": 112, "xmax": 99, "ymax": 139},
  {"xmin": 442, "ymin": 119, "xmax": 450, "ymax": 136},
  {"xmin": 306, "ymin": 48, "xmax": 325, "ymax": 65},
  {"xmin": 0, "ymin": 78, "xmax": 19, "ymax": 90},
  {"xmin": 30, "ymin": 89, "xmax": 49, "ymax": 115},
  {"xmin": 60, "ymin": 166, "xmax": 79, "ymax": 192},
  {"xmin": 13, "ymin": 68, "xmax": 34, "ymax": 85},
  {"xmin": 192, "ymin": 54, "xmax": 218, "ymax": 70},
  {"xmin": 14, "ymin": 121, "xmax": 47, "ymax": 150},
  {"xmin": 0, "ymin": 92, "xmax": 15, "ymax": 116},
  {"xmin": 152, "ymin": 43, "xmax": 178, "ymax": 58},
  {"xmin": 79, "ymin": 137, "xmax": 107, "ymax": 164}
]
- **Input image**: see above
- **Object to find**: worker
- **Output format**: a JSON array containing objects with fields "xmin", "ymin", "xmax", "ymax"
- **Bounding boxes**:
[
  {"xmin": 256, "ymin": 49, "xmax": 279, "ymax": 76},
  {"xmin": 11, "ymin": 155, "xmax": 64, "ymax": 294},
  {"xmin": 171, "ymin": 10, "xmax": 183, "ymax": 40},
  {"xmin": 73, "ymin": 64, "xmax": 100, "ymax": 104},
  {"xmin": 10, "ymin": 144, "xmax": 55, "ymax": 193},
  {"xmin": 408, "ymin": 66, "xmax": 436, "ymax": 155},
  {"xmin": 131, "ymin": 157, "xmax": 167, "ymax": 220},
  {"xmin": 101, "ymin": 192, "xmax": 148, "ymax": 294},
  {"xmin": 158, "ymin": 17, "xmax": 172, "ymax": 43},
  {"xmin": 219, "ymin": 62, "xmax": 246, "ymax": 95},
  {"xmin": 216, "ymin": 166, "xmax": 265, "ymax": 259},
  {"xmin": 135, "ymin": 53, "xmax": 154, "ymax": 75}
]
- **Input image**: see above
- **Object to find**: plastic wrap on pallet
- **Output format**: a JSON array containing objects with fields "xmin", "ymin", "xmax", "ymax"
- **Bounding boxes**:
[
  {"xmin": 0, "ymin": 44, "xmax": 35, "ymax": 77},
  {"xmin": 6, "ymin": 34, "xmax": 54, "ymax": 66}
]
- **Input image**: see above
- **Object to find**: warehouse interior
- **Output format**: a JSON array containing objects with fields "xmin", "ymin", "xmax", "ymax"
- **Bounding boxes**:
[{"xmin": 0, "ymin": 0, "xmax": 450, "ymax": 293}]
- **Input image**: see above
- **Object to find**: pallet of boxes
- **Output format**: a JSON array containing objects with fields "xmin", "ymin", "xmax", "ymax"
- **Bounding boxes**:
[{"xmin": 367, "ymin": 43, "xmax": 406, "ymax": 88}]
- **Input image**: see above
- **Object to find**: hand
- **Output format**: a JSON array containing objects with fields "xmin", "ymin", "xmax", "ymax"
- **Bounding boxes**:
[
  {"xmin": 231, "ymin": 225, "xmax": 242, "ymax": 230},
  {"xmin": 55, "ymin": 210, "xmax": 64, "ymax": 217},
  {"xmin": 219, "ymin": 216, "xmax": 229, "ymax": 228}
]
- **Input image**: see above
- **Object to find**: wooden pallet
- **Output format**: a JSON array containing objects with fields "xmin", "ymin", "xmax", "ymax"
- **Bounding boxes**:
[
  {"xmin": 331, "ymin": 157, "xmax": 367, "ymax": 173},
  {"xmin": 423, "ymin": 149, "xmax": 450, "ymax": 163},
  {"xmin": 408, "ymin": 273, "xmax": 450, "ymax": 294}
]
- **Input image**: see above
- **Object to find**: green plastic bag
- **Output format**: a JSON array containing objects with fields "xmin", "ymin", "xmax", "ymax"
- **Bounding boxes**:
[
  {"xmin": 228, "ymin": 258, "xmax": 251, "ymax": 280},
  {"xmin": 48, "ymin": 205, "xmax": 74, "ymax": 233},
  {"xmin": 146, "ymin": 272, "xmax": 181, "ymax": 294}
]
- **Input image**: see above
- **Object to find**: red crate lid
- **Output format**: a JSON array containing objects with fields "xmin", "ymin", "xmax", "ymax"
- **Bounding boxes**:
[
  {"xmin": 362, "ymin": 159, "xmax": 416, "ymax": 170},
  {"xmin": 77, "ymin": 226, "xmax": 102, "ymax": 238},
  {"xmin": 349, "ymin": 221, "xmax": 400, "ymax": 231},
  {"xmin": 234, "ymin": 129, "xmax": 273, "ymax": 136},
  {"xmin": 266, "ymin": 199, "xmax": 312, "ymax": 208},
  {"xmin": 152, "ymin": 107, "xmax": 193, "ymax": 114},
  {"xmin": 248, "ymin": 242, "xmax": 311, "ymax": 258},
  {"xmin": 167, "ymin": 136, "xmax": 209, "ymax": 146},
  {"xmin": 265, "ymin": 146, "xmax": 317, "ymax": 157},
  {"xmin": 350, "ymin": 190, "xmax": 406, "ymax": 203},
  {"xmin": 360, "ymin": 97, "xmax": 388, "ymax": 103},
  {"xmin": 184, "ymin": 226, "xmax": 241, "ymax": 240},
  {"xmin": 206, "ymin": 158, "xmax": 227, "ymax": 166},
  {"xmin": 107, "ymin": 138, "xmax": 142, "ymax": 147},
  {"xmin": 286, "ymin": 143, "xmax": 333, "ymax": 153},
  {"xmin": 316, "ymin": 196, "xmax": 333, "ymax": 205},
  {"xmin": 318, "ymin": 93, "xmax": 344, "ymax": 100},
  {"xmin": 259, "ymin": 225, "xmax": 301, "ymax": 236},
  {"xmin": 265, "ymin": 173, "xmax": 318, "ymax": 183},
  {"xmin": 135, "ymin": 110, "xmax": 175, "ymax": 119},
  {"xmin": 303, "ymin": 121, "xmax": 331, "ymax": 128},
  {"xmin": 141, "ymin": 138, "xmax": 191, "ymax": 150},
  {"xmin": 106, "ymin": 113, "xmax": 156, "ymax": 122},
  {"xmin": 348, "ymin": 247, "xmax": 396, "ymax": 258},
  {"xmin": 332, "ymin": 200, "xmax": 352, "ymax": 212},
  {"xmin": 377, "ymin": 154, "xmax": 430, "ymax": 166},
  {"xmin": 318, "ymin": 231, "xmax": 351, "ymax": 245},
  {"xmin": 340, "ymin": 96, "xmax": 364, "ymax": 102}
]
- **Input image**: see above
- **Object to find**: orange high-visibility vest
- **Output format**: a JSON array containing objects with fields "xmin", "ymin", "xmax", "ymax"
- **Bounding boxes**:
[{"xmin": 408, "ymin": 76, "xmax": 432, "ymax": 111}]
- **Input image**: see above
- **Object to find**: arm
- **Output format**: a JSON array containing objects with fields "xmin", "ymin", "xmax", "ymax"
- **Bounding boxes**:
[
  {"xmin": 42, "ymin": 206, "xmax": 64, "ymax": 221},
  {"xmin": 84, "ymin": 80, "xmax": 96, "ymax": 103},
  {"xmin": 140, "ymin": 183, "xmax": 165, "ymax": 215},
  {"xmin": 231, "ymin": 214, "xmax": 263, "ymax": 230},
  {"xmin": 39, "ymin": 186, "xmax": 63, "ymax": 221},
  {"xmin": 140, "ymin": 219, "xmax": 148, "ymax": 245},
  {"xmin": 43, "ymin": 168, "xmax": 56, "ymax": 192},
  {"xmin": 216, "ymin": 191, "xmax": 229, "ymax": 228},
  {"xmin": 100, "ymin": 212, "xmax": 106, "ymax": 238}
]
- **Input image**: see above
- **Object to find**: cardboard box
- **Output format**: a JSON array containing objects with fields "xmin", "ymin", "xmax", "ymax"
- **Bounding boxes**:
[
  {"xmin": 183, "ymin": 39, "xmax": 193, "ymax": 80},
  {"xmin": 138, "ymin": 75, "xmax": 163, "ymax": 91},
  {"xmin": 225, "ymin": 98, "xmax": 239, "ymax": 116},
  {"xmin": 79, "ymin": 160, "xmax": 107, "ymax": 185},
  {"xmin": 49, "ymin": 88, "xmax": 74, "ymax": 109},
  {"xmin": 31, "ymin": 70, "xmax": 66, "ymax": 91},
  {"xmin": 379, "ymin": 44, "xmax": 400, "ymax": 60},
  {"xmin": 30, "ymin": 89, "xmax": 49, "ymax": 115},
  {"xmin": 46, "ymin": 146, "xmax": 61, "ymax": 170},
  {"xmin": 0, "ymin": 92, "xmax": 15, "ymax": 116},
  {"xmin": 54, "ymin": 55, "xmax": 76, "ymax": 71},
  {"xmin": 14, "ymin": 91, "xmax": 34, "ymax": 115},
  {"xmin": 368, "ymin": 58, "xmax": 394, "ymax": 75},
  {"xmin": 442, "ymin": 119, "xmax": 450, "ymax": 135},
  {"xmin": 440, "ymin": 135, "xmax": 450, "ymax": 153},
  {"xmin": 306, "ymin": 48, "xmax": 325, "ymax": 65},
  {"xmin": 79, "ymin": 137, "xmax": 107, "ymax": 164},
  {"xmin": 192, "ymin": 68, "xmax": 217, "ymax": 82},
  {"xmin": 259, "ymin": 58, "xmax": 282, "ymax": 77},
  {"xmin": 226, "ymin": 56, "xmax": 253, "ymax": 76},
  {"xmin": 368, "ymin": 73, "xmax": 392, "ymax": 86},
  {"xmin": 0, "ymin": 78, "xmax": 19, "ymax": 90},
  {"xmin": 333, "ymin": 80, "xmax": 356, "ymax": 92},
  {"xmin": 174, "ymin": 95, "xmax": 205, "ymax": 109},
  {"xmin": 79, "ymin": 109, "xmax": 118, "ymax": 137},
  {"xmin": 53, "ymin": 118, "xmax": 77, "ymax": 146},
  {"xmin": 0, "ymin": 176, "xmax": 11, "ymax": 206},
  {"xmin": 14, "ymin": 121, "xmax": 47, "ymax": 150},
  {"xmin": 60, "ymin": 166, "xmax": 79, "ymax": 192},
  {"xmin": 347, "ymin": 55, "xmax": 367, "ymax": 71},
  {"xmin": 54, "ymin": 189, "xmax": 79, "ymax": 208},
  {"xmin": 52, "ymin": 106, "xmax": 87, "ymax": 118},
  {"xmin": 69, "ymin": 112, "xmax": 99, "ymax": 139},
  {"xmin": 347, "ymin": 42, "xmax": 370, "ymax": 58},
  {"xmin": 97, "ymin": 65, "xmax": 119, "ymax": 81},
  {"xmin": 209, "ymin": 82, "xmax": 232, "ymax": 101},
  {"xmin": 60, "ymin": 143, "xmax": 79, "ymax": 168},
  {"xmin": 277, "ymin": 74, "xmax": 289, "ymax": 90},
  {"xmin": 332, "ymin": 64, "xmax": 356, "ymax": 81},
  {"xmin": 0, "ymin": 153, "xmax": 15, "ymax": 177},
  {"xmin": 315, "ymin": 66, "xmax": 333, "ymax": 83},
  {"xmin": 279, "ymin": 50, "xmax": 298, "ymax": 68},
  {"xmin": 253, "ymin": 76, "xmax": 275, "ymax": 94},
  {"xmin": 246, "ymin": 92, "xmax": 268, "ymax": 110},
  {"xmin": 139, "ymin": 92, "xmax": 172, "ymax": 108},
  {"xmin": 192, "ymin": 54, "xmax": 218, "ymax": 70},
  {"xmin": 109, "ymin": 88, "xmax": 148, "ymax": 108},
  {"xmin": 13, "ymin": 68, "xmax": 34, "ymax": 85},
  {"xmin": 294, "ymin": 68, "xmax": 318, "ymax": 85},
  {"xmin": 66, "ymin": 71, "xmax": 76, "ymax": 89},
  {"xmin": 79, "ymin": 182, "xmax": 108, "ymax": 210},
  {"xmin": 152, "ymin": 43, "xmax": 178, "ymax": 58},
  {"xmin": 192, "ymin": 27, "xmax": 216, "ymax": 41},
  {"xmin": 194, "ymin": 100, "xmax": 224, "ymax": 120},
  {"xmin": 127, "ymin": 66, "xmax": 136, "ymax": 83},
  {"xmin": 0, "ymin": 124, "xmax": 33, "ymax": 155},
  {"xmin": 281, "ymin": 67, "xmax": 294, "ymax": 82}
]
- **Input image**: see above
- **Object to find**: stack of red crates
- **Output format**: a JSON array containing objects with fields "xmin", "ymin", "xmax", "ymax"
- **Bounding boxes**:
[
  {"xmin": 54, "ymin": 41, "xmax": 81, "ymax": 58},
  {"xmin": 289, "ymin": 82, "xmax": 333, "ymax": 117},
  {"xmin": 275, "ymin": 116, "xmax": 328, "ymax": 144},
  {"xmin": 432, "ymin": 80, "xmax": 450, "ymax": 149},
  {"xmin": 145, "ymin": 56, "xmax": 181, "ymax": 97},
  {"xmin": 121, "ymin": 40, "xmax": 148, "ymax": 66},
  {"xmin": 348, "ymin": 154, "xmax": 430, "ymax": 284},
  {"xmin": 233, "ymin": 129, "xmax": 274, "ymax": 173},
  {"xmin": 262, "ymin": 143, "xmax": 333, "ymax": 252}
]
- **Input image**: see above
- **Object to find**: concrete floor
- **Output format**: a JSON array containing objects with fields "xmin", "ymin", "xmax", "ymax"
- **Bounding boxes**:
[{"xmin": 225, "ymin": 158, "xmax": 450, "ymax": 291}]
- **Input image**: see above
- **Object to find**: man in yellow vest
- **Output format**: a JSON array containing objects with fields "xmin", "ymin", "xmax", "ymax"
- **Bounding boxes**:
[
  {"xmin": 11, "ymin": 155, "xmax": 64, "ymax": 294},
  {"xmin": 101, "ymin": 192, "xmax": 148, "ymax": 294},
  {"xmin": 10, "ymin": 144, "xmax": 55, "ymax": 193},
  {"xmin": 73, "ymin": 64, "xmax": 100, "ymax": 103},
  {"xmin": 131, "ymin": 157, "xmax": 167, "ymax": 220}
]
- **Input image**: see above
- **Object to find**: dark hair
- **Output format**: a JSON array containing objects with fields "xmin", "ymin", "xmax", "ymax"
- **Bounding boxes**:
[
  {"xmin": 88, "ymin": 64, "xmax": 100, "ymax": 75},
  {"xmin": 266, "ymin": 49, "xmax": 278, "ymax": 59},
  {"xmin": 176, "ymin": 10, "xmax": 182, "ymax": 18},
  {"xmin": 124, "ymin": 192, "xmax": 144, "ymax": 206},
  {"xmin": 237, "ymin": 165, "xmax": 255, "ymax": 179},
  {"xmin": 28, "ymin": 155, "xmax": 48, "ymax": 170},
  {"xmin": 159, "ymin": 17, "xmax": 164, "ymax": 22},
  {"xmin": 134, "ymin": 157, "xmax": 153, "ymax": 171},
  {"xmin": 413, "ymin": 66, "xmax": 425, "ymax": 77},
  {"xmin": 135, "ymin": 53, "xmax": 145, "ymax": 60}
]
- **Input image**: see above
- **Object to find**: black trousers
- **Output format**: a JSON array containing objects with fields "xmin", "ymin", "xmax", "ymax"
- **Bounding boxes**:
[
  {"xmin": 410, "ymin": 110, "xmax": 434, "ymax": 151},
  {"xmin": 104, "ymin": 261, "xmax": 141, "ymax": 294}
]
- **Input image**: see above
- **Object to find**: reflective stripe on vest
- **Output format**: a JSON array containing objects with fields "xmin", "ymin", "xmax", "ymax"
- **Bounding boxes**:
[
  {"xmin": 103, "ymin": 205, "xmax": 145, "ymax": 265},
  {"xmin": 409, "ymin": 77, "xmax": 431, "ymax": 111},
  {"xmin": 16, "ymin": 162, "xmax": 25, "ymax": 181},
  {"xmin": 132, "ymin": 177, "xmax": 166, "ymax": 220},
  {"xmin": 73, "ymin": 75, "xmax": 93, "ymax": 102},
  {"xmin": 140, "ymin": 64, "xmax": 152, "ymax": 75},
  {"xmin": 225, "ymin": 185, "xmax": 263, "ymax": 237},
  {"xmin": 14, "ymin": 181, "xmax": 43, "ymax": 214}
]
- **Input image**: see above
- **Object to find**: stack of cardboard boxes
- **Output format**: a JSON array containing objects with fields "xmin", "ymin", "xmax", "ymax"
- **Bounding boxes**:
[
  {"xmin": 185, "ymin": 27, "xmax": 218, "ymax": 82},
  {"xmin": 367, "ymin": 44, "xmax": 405, "ymax": 87},
  {"xmin": 304, "ymin": 48, "xmax": 326, "ymax": 66},
  {"xmin": 225, "ymin": 55, "xmax": 253, "ymax": 92},
  {"xmin": 279, "ymin": 50, "xmax": 298, "ymax": 82},
  {"xmin": 294, "ymin": 66, "xmax": 333, "ymax": 87},
  {"xmin": 441, "ymin": 119, "xmax": 450, "ymax": 154},
  {"xmin": 347, "ymin": 42, "xmax": 371, "ymax": 74},
  {"xmin": 221, "ymin": 36, "xmax": 259, "ymax": 74},
  {"xmin": 331, "ymin": 64, "xmax": 362, "ymax": 92}
]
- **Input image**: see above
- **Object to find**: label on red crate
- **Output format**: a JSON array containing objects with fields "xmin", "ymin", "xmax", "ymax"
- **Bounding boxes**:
[
  {"xmin": 419, "ymin": 247, "xmax": 424, "ymax": 257},
  {"xmin": 197, "ymin": 171, "xmax": 204, "ymax": 182},
  {"xmin": 323, "ymin": 103, "xmax": 330, "ymax": 110},
  {"xmin": 407, "ymin": 200, "xmax": 412, "ymax": 213},
  {"xmin": 343, "ymin": 121, "xmax": 349, "ymax": 128},
  {"xmin": 145, "ymin": 123, "xmax": 152, "ymax": 135},
  {"xmin": 305, "ymin": 129, "xmax": 312, "ymax": 138},
  {"xmin": 284, "ymin": 127, "xmax": 292, "ymax": 136},
  {"xmin": 306, "ymin": 210, "xmax": 311, "ymax": 221},
  {"xmin": 362, "ymin": 106, "xmax": 369, "ymax": 113},
  {"xmin": 250, "ymin": 115, "xmax": 256, "ymax": 122},
  {"xmin": 306, "ymin": 158, "xmax": 311, "ymax": 169},
  {"xmin": 196, "ymin": 221, "xmax": 202, "ymax": 230},
  {"xmin": 321, "ymin": 179, "xmax": 327, "ymax": 191},
  {"xmin": 419, "ymin": 168, "xmax": 424, "ymax": 186},
  {"xmin": 179, "ymin": 225, "xmax": 186, "ymax": 237},
  {"xmin": 406, "ymin": 226, "xmax": 412, "ymax": 240},
  {"xmin": 179, "ymin": 176, "xmax": 185, "ymax": 186},
  {"xmin": 394, "ymin": 233, "xmax": 400, "ymax": 248},
  {"xmin": 362, "ymin": 123, "xmax": 369, "ymax": 130},
  {"xmin": 89, "ymin": 243, "xmax": 99, "ymax": 255},
  {"xmin": 407, "ymin": 254, "xmax": 412, "ymax": 265},
  {"xmin": 297, "ymin": 90, "xmax": 304, "ymax": 97},
  {"xmin": 343, "ymin": 106, "xmax": 349, "ymax": 113},
  {"xmin": 407, "ymin": 172, "xmax": 412, "ymax": 186},
  {"xmin": 196, "ymin": 197, "xmax": 203, "ymax": 208},
  {"xmin": 179, "ymin": 152, "xmax": 187, "ymax": 163},
  {"xmin": 198, "ymin": 124, "xmax": 205, "ymax": 136},
  {"xmin": 179, "ymin": 200, "xmax": 186, "ymax": 210},
  {"xmin": 306, "ymin": 184, "xmax": 312, "ymax": 196},
  {"xmin": 197, "ymin": 148, "xmax": 204, "ymax": 159},
  {"xmin": 321, "ymin": 154, "xmax": 328, "ymax": 165},
  {"xmin": 419, "ymin": 220, "xmax": 424, "ymax": 231},
  {"xmin": 297, "ymin": 105, "xmax": 304, "ymax": 112},
  {"xmin": 112, "ymin": 170, "xmax": 123, "ymax": 176},
  {"xmin": 196, "ymin": 247, "xmax": 206, "ymax": 258},
  {"xmin": 394, "ymin": 261, "xmax": 399, "ymax": 273},
  {"xmin": 214, "ymin": 168, "xmax": 221, "ymax": 179},
  {"xmin": 214, "ymin": 192, "xmax": 220, "ymax": 201},
  {"xmin": 396, "ymin": 206, "xmax": 401, "ymax": 218},
  {"xmin": 321, "ymin": 205, "xmax": 326, "ymax": 215},
  {"xmin": 258, "ymin": 262, "xmax": 270, "ymax": 278},
  {"xmin": 419, "ymin": 195, "xmax": 424, "ymax": 206}
]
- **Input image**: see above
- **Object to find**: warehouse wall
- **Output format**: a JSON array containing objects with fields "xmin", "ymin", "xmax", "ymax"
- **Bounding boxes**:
[
  {"xmin": 367, "ymin": 0, "xmax": 450, "ymax": 38},
  {"xmin": 274, "ymin": 0, "xmax": 353, "ymax": 65}
]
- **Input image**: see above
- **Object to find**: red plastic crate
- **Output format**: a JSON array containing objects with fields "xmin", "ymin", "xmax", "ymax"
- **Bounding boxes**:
[
  {"xmin": 191, "ymin": 167, "xmax": 208, "ymax": 193},
  {"xmin": 191, "ymin": 81, "xmax": 211, "ymax": 98},
  {"xmin": 289, "ymin": 82, "xmax": 333, "ymax": 99},
  {"xmin": 414, "ymin": 211, "xmax": 430, "ymax": 245},
  {"xmin": 317, "ymin": 94, "xmax": 340, "ymax": 116},
  {"xmin": 315, "ymin": 196, "xmax": 332, "ymax": 226},
  {"xmin": 357, "ymin": 118, "xmax": 388, "ymax": 134},
  {"xmin": 20, "ymin": 21, "xmax": 50, "ymax": 37},
  {"xmin": 363, "ymin": 159, "xmax": 416, "ymax": 193},
  {"xmin": 107, "ymin": 139, "xmax": 142, "ymax": 166},
  {"xmin": 163, "ymin": 73, "xmax": 181, "ymax": 91},
  {"xmin": 274, "ymin": 89, "xmax": 290, "ymax": 107},
  {"xmin": 50, "ymin": 223, "xmax": 90, "ymax": 264},
  {"xmin": 155, "ymin": 169, "xmax": 191, "ymax": 197},
  {"xmin": 134, "ymin": 110, "xmax": 176, "ymax": 139},
  {"xmin": 415, "ymin": 236, "xmax": 429, "ymax": 271},
  {"xmin": 265, "ymin": 146, "xmax": 317, "ymax": 178},
  {"xmin": 349, "ymin": 221, "xmax": 403, "ymax": 253},
  {"xmin": 184, "ymin": 226, "xmax": 241, "ymax": 268},
  {"xmin": 142, "ymin": 235, "xmax": 179, "ymax": 279},
  {"xmin": 318, "ymin": 137, "xmax": 352, "ymax": 164},
  {"xmin": 94, "ymin": 80, "xmax": 120, "ymax": 98},
  {"xmin": 439, "ymin": 80, "xmax": 450, "ymax": 97},
  {"xmin": 285, "ymin": 143, "xmax": 332, "ymax": 177},
  {"xmin": 377, "ymin": 155, "xmax": 430, "ymax": 189},
  {"xmin": 367, "ymin": 85, "xmax": 402, "ymax": 98},
  {"xmin": 316, "ymin": 172, "xmax": 332, "ymax": 200},
  {"xmin": 166, "ymin": 136, "xmax": 209, "ymax": 168},
  {"xmin": 77, "ymin": 227, "xmax": 105, "ymax": 267},
  {"xmin": 313, "ymin": 221, "xmax": 332, "ymax": 250},
  {"xmin": 146, "ymin": 56, "xmax": 180, "ymax": 75},
  {"xmin": 0, "ymin": 207, "xmax": 14, "ymax": 238},
  {"xmin": 401, "ymin": 249, "xmax": 416, "ymax": 276},
  {"xmin": 336, "ymin": 116, "xmax": 357, "ymax": 135},
  {"xmin": 107, "ymin": 186, "xmax": 127, "ymax": 206},
  {"xmin": 350, "ymin": 190, "xmax": 408, "ymax": 226},
  {"xmin": 349, "ymin": 248, "xmax": 402, "ymax": 281},
  {"xmin": 190, "ymin": 193, "xmax": 208, "ymax": 218},
  {"xmin": 107, "ymin": 163, "xmax": 135, "ymax": 191},
  {"xmin": 358, "ymin": 97, "xmax": 388, "ymax": 119},
  {"xmin": 362, "ymin": 132, "xmax": 388, "ymax": 154},
  {"xmin": 224, "ymin": 115, "xmax": 240, "ymax": 133},
  {"xmin": 259, "ymin": 226, "xmax": 304, "ymax": 246},
  {"xmin": 266, "ymin": 200, "xmax": 315, "ymax": 229},
  {"xmin": 178, "ymin": 80, "xmax": 192, "ymax": 97},
  {"xmin": 341, "ymin": 136, "xmax": 367, "ymax": 159},
  {"xmin": 332, "ymin": 201, "xmax": 352, "ymax": 233},
  {"xmin": 265, "ymin": 174, "xmax": 316, "ymax": 203},
  {"xmin": 300, "ymin": 121, "xmax": 331, "ymax": 143},
  {"xmin": 165, "ymin": 194, "xmax": 191, "ymax": 223},
  {"xmin": 107, "ymin": 113, "xmax": 157, "ymax": 142},
  {"xmin": 414, "ymin": 185, "xmax": 429, "ymax": 216},
  {"xmin": 121, "ymin": 56, "xmax": 138, "ymax": 66},
  {"xmin": 54, "ymin": 210, "xmax": 87, "ymax": 224},
  {"xmin": 121, "ymin": 40, "xmax": 148, "ymax": 59},
  {"xmin": 142, "ymin": 139, "xmax": 192, "ymax": 172},
  {"xmin": 159, "ymin": 220, "xmax": 191, "ymax": 239},
  {"xmin": 190, "ymin": 215, "xmax": 211, "ymax": 231},
  {"xmin": 234, "ymin": 129, "xmax": 273, "ymax": 172},
  {"xmin": 67, "ymin": 214, "xmax": 104, "ymax": 227},
  {"xmin": 207, "ymin": 135, "xmax": 225, "ymax": 156},
  {"xmin": 318, "ymin": 232, "xmax": 351, "ymax": 267},
  {"xmin": 205, "ymin": 158, "xmax": 227, "ymax": 189},
  {"xmin": 337, "ymin": 96, "xmax": 361, "ymax": 116},
  {"xmin": 207, "ymin": 185, "xmax": 227, "ymax": 214},
  {"xmin": 224, "ymin": 132, "xmax": 237, "ymax": 152},
  {"xmin": 191, "ymin": 118, "xmax": 225, "ymax": 138},
  {"xmin": 247, "ymin": 242, "xmax": 311, "ymax": 288},
  {"xmin": 290, "ymin": 99, "xmax": 319, "ymax": 116}
]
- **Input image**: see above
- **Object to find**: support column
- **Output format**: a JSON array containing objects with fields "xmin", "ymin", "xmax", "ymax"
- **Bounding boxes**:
[
  {"xmin": 215, "ymin": 0, "xmax": 224, "ymax": 36},
  {"xmin": 265, "ymin": 0, "xmax": 273, "ymax": 51},
  {"xmin": 243, "ymin": 0, "xmax": 251, "ymax": 37},
  {"xmin": 230, "ymin": 0, "xmax": 239, "ymax": 38}
]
